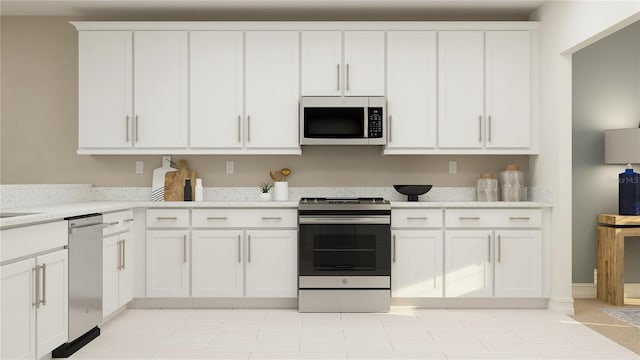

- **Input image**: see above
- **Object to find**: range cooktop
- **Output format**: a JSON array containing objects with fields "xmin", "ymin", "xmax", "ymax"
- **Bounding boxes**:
[
  {"xmin": 300, "ymin": 197, "xmax": 389, "ymax": 204},
  {"xmin": 298, "ymin": 197, "xmax": 391, "ymax": 211}
]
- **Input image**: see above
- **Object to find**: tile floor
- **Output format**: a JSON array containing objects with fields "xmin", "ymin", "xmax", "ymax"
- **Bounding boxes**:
[{"xmin": 70, "ymin": 308, "xmax": 640, "ymax": 359}]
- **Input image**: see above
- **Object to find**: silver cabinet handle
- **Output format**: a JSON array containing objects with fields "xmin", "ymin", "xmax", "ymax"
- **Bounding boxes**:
[
  {"xmin": 123, "ymin": 239, "xmax": 126, "ymax": 270},
  {"xmin": 33, "ymin": 266, "xmax": 40, "ymax": 308},
  {"xmin": 459, "ymin": 217, "xmax": 480, "ymax": 220},
  {"xmin": 183, "ymin": 235, "xmax": 187, "ymax": 263},
  {"xmin": 498, "ymin": 235, "xmax": 501, "ymax": 263},
  {"xmin": 392, "ymin": 234, "xmax": 396, "ymax": 263},
  {"xmin": 156, "ymin": 217, "xmax": 178, "ymax": 220},
  {"xmin": 207, "ymin": 217, "xmax": 228, "ymax": 221},
  {"xmin": 248, "ymin": 235, "xmax": 251, "ymax": 263},
  {"xmin": 135, "ymin": 115, "xmax": 139, "ymax": 142},
  {"xmin": 126, "ymin": 115, "xmax": 130, "ymax": 142},
  {"xmin": 406, "ymin": 217, "xmax": 428, "ymax": 220},
  {"xmin": 40, "ymin": 263, "xmax": 46, "ymax": 306},
  {"xmin": 487, "ymin": 235, "xmax": 491, "ymax": 262},
  {"xmin": 117, "ymin": 240, "xmax": 121, "ymax": 270},
  {"xmin": 124, "ymin": 218, "xmax": 134, "ymax": 223},
  {"xmin": 346, "ymin": 63, "xmax": 350, "ymax": 91},
  {"xmin": 237, "ymin": 235, "xmax": 241, "ymax": 263},
  {"xmin": 488, "ymin": 115, "xmax": 492, "ymax": 142},
  {"xmin": 337, "ymin": 64, "xmax": 340, "ymax": 91},
  {"xmin": 237, "ymin": 115, "xmax": 241, "ymax": 143},
  {"xmin": 261, "ymin": 217, "xmax": 282, "ymax": 220},
  {"xmin": 478, "ymin": 116, "xmax": 482, "ymax": 142},
  {"xmin": 509, "ymin": 217, "xmax": 531, "ymax": 220},
  {"xmin": 108, "ymin": 221, "xmax": 119, "ymax": 226},
  {"xmin": 389, "ymin": 115, "xmax": 392, "ymax": 142},
  {"xmin": 247, "ymin": 115, "xmax": 251, "ymax": 142}
]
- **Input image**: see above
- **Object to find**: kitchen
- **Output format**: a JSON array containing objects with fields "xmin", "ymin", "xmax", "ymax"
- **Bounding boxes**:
[{"xmin": 2, "ymin": 1, "xmax": 640, "ymax": 359}]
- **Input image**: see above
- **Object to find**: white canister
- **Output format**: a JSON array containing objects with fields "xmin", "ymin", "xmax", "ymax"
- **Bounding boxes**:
[
  {"xmin": 500, "ymin": 165, "xmax": 525, "ymax": 201},
  {"xmin": 273, "ymin": 181, "xmax": 289, "ymax": 201},
  {"xmin": 476, "ymin": 173, "xmax": 498, "ymax": 202},
  {"xmin": 259, "ymin": 192, "xmax": 271, "ymax": 201}
]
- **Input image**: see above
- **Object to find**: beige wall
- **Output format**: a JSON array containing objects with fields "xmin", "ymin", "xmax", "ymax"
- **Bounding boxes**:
[{"xmin": 1, "ymin": 16, "xmax": 529, "ymax": 187}]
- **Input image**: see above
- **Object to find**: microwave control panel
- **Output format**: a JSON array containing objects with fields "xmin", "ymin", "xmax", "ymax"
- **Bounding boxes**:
[{"xmin": 368, "ymin": 107, "xmax": 383, "ymax": 138}]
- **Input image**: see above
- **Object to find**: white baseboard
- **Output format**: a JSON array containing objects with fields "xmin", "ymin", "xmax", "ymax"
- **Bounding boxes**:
[{"xmin": 572, "ymin": 283, "xmax": 640, "ymax": 299}]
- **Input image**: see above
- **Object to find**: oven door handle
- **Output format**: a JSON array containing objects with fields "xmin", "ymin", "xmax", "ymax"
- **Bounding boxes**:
[{"xmin": 299, "ymin": 216, "xmax": 390, "ymax": 225}]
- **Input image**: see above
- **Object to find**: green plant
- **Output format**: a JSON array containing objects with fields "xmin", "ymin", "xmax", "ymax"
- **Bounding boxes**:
[{"xmin": 258, "ymin": 182, "xmax": 273, "ymax": 193}]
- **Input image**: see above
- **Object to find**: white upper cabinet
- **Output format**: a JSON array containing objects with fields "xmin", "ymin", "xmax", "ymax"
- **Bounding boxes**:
[
  {"xmin": 78, "ymin": 31, "xmax": 132, "ymax": 150},
  {"xmin": 301, "ymin": 31, "xmax": 384, "ymax": 96},
  {"xmin": 438, "ymin": 31, "xmax": 485, "ymax": 149},
  {"xmin": 386, "ymin": 31, "xmax": 437, "ymax": 150},
  {"xmin": 190, "ymin": 31, "xmax": 244, "ymax": 149},
  {"xmin": 133, "ymin": 31, "xmax": 188, "ymax": 148},
  {"xmin": 485, "ymin": 31, "xmax": 531, "ymax": 149},
  {"xmin": 438, "ymin": 31, "xmax": 532, "ymax": 151},
  {"xmin": 245, "ymin": 31, "xmax": 300, "ymax": 150}
]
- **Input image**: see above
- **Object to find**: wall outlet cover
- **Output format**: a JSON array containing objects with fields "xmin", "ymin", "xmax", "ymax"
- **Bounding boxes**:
[
  {"xmin": 449, "ymin": 160, "xmax": 457, "ymax": 174},
  {"xmin": 135, "ymin": 161, "xmax": 144, "ymax": 175},
  {"xmin": 226, "ymin": 161, "xmax": 234, "ymax": 174}
]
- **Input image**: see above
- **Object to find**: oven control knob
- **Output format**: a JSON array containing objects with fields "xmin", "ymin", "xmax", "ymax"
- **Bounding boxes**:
[{"xmin": 342, "ymin": 278, "xmax": 348, "ymax": 284}]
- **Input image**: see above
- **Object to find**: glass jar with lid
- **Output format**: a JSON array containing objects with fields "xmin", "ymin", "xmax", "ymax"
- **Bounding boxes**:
[
  {"xmin": 500, "ymin": 165, "xmax": 525, "ymax": 201},
  {"xmin": 476, "ymin": 172, "xmax": 498, "ymax": 202}
]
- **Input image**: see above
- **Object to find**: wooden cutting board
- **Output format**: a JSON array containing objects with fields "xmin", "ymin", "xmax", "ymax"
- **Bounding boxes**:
[{"xmin": 164, "ymin": 160, "xmax": 197, "ymax": 201}]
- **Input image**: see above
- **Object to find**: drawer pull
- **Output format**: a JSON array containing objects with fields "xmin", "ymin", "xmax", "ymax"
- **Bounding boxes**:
[
  {"xmin": 156, "ymin": 217, "xmax": 178, "ymax": 220},
  {"xmin": 406, "ymin": 217, "xmax": 428, "ymax": 220},
  {"xmin": 206, "ymin": 217, "xmax": 228, "ymax": 220},
  {"xmin": 261, "ymin": 217, "xmax": 282, "ymax": 220},
  {"xmin": 124, "ymin": 218, "xmax": 134, "ymax": 223},
  {"xmin": 108, "ymin": 221, "xmax": 119, "ymax": 226},
  {"xmin": 459, "ymin": 217, "xmax": 480, "ymax": 220},
  {"xmin": 509, "ymin": 217, "xmax": 531, "ymax": 220}
]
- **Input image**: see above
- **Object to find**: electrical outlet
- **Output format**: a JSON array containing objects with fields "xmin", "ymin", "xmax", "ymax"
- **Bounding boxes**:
[
  {"xmin": 594, "ymin": 268, "xmax": 598, "ymax": 284},
  {"xmin": 449, "ymin": 160, "xmax": 457, "ymax": 174},
  {"xmin": 135, "ymin": 161, "xmax": 144, "ymax": 175},
  {"xmin": 226, "ymin": 160, "xmax": 234, "ymax": 174},
  {"xmin": 162, "ymin": 155, "xmax": 172, "ymax": 167}
]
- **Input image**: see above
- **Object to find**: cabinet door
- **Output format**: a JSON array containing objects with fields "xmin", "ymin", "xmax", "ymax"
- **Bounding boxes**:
[
  {"xmin": 146, "ymin": 230, "xmax": 190, "ymax": 297},
  {"xmin": 102, "ymin": 236, "xmax": 120, "ymax": 318},
  {"xmin": 1, "ymin": 258, "xmax": 36, "ymax": 360},
  {"xmin": 301, "ymin": 31, "xmax": 342, "ymax": 96},
  {"xmin": 245, "ymin": 230, "xmax": 297, "ymax": 297},
  {"xmin": 485, "ymin": 31, "xmax": 531, "ymax": 149},
  {"xmin": 386, "ymin": 31, "xmax": 437, "ymax": 149},
  {"xmin": 78, "ymin": 31, "xmax": 132, "ymax": 149},
  {"xmin": 118, "ymin": 233, "xmax": 134, "ymax": 306},
  {"xmin": 133, "ymin": 31, "xmax": 188, "ymax": 148},
  {"xmin": 190, "ymin": 31, "xmax": 244, "ymax": 148},
  {"xmin": 438, "ymin": 31, "xmax": 484, "ymax": 148},
  {"xmin": 192, "ymin": 230, "xmax": 244, "ymax": 297},
  {"xmin": 245, "ymin": 32, "xmax": 300, "ymax": 149},
  {"xmin": 494, "ymin": 230, "xmax": 541, "ymax": 297},
  {"xmin": 36, "ymin": 250, "xmax": 68, "ymax": 358},
  {"xmin": 343, "ymin": 31, "xmax": 385, "ymax": 96},
  {"xmin": 391, "ymin": 230, "xmax": 443, "ymax": 298},
  {"xmin": 444, "ymin": 230, "xmax": 492, "ymax": 297}
]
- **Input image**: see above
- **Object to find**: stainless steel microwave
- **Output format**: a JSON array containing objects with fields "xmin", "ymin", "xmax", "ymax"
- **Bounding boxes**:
[{"xmin": 300, "ymin": 96, "xmax": 386, "ymax": 145}]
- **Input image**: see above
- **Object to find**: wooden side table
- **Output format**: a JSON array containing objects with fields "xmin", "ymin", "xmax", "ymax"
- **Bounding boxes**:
[{"xmin": 596, "ymin": 214, "xmax": 640, "ymax": 305}]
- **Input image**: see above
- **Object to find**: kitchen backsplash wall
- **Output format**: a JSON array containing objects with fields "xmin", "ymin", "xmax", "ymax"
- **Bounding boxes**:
[{"xmin": 1, "ymin": 17, "xmax": 529, "ymax": 188}]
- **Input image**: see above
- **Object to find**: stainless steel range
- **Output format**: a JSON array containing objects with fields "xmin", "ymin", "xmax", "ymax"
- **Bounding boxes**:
[{"xmin": 298, "ymin": 197, "xmax": 391, "ymax": 312}]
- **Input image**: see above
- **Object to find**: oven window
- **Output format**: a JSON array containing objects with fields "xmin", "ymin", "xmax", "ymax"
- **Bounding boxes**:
[
  {"xmin": 299, "ymin": 224, "xmax": 390, "ymax": 276},
  {"xmin": 304, "ymin": 108, "xmax": 365, "ymax": 138}
]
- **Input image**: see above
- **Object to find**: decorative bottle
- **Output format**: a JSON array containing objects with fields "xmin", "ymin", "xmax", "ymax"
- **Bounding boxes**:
[
  {"xmin": 500, "ymin": 165, "xmax": 525, "ymax": 201},
  {"xmin": 619, "ymin": 164, "xmax": 640, "ymax": 215},
  {"xmin": 194, "ymin": 178, "xmax": 203, "ymax": 202},
  {"xmin": 183, "ymin": 178, "xmax": 193, "ymax": 201},
  {"xmin": 476, "ymin": 173, "xmax": 498, "ymax": 202}
]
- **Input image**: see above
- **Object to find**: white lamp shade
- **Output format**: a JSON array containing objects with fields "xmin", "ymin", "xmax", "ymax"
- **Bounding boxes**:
[{"xmin": 604, "ymin": 128, "xmax": 640, "ymax": 164}]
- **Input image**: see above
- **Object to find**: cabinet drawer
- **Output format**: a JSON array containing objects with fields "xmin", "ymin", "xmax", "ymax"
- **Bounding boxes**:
[
  {"xmin": 1, "ymin": 221, "xmax": 68, "ymax": 262},
  {"xmin": 103, "ymin": 210, "xmax": 133, "ymax": 236},
  {"xmin": 392, "ymin": 209, "xmax": 443, "ymax": 228},
  {"xmin": 192, "ymin": 209, "xmax": 297, "ymax": 228},
  {"xmin": 445, "ymin": 209, "xmax": 541, "ymax": 228},
  {"xmin": 146, "ymin": 209, "xmax": 190, "ymax": 228}
]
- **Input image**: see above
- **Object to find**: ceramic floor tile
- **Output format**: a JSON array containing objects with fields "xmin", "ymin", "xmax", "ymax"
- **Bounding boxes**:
[{"xmin": 249, "ymin": 352, "xmax": 348, "ymax": 359}]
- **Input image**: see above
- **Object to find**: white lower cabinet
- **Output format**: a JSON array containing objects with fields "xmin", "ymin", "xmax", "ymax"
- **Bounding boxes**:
[
  {"xmin": 103, "ymin": 232, "xmax": 133, "ymax": 318},
  {"xmin": 444, "ymin": 230, "xmax": 493, "ymax": 297},
  {"xmin": 245, "ymin": 230, "xmax": 297, "ymax": 298},
  {"xmin": 191, "ymin": 230, "xmax": 244, "ymax": 297},
  {"xmin": 146, "ymin": 230, "xmax": 190, "ymax": 297},
  {"xmin": 391, "ymin": 230, "xmax": 443, "ymax": 297},
  {"xmin": 1, "ymin": 249, "xmax": 68, "ymax": 360}
]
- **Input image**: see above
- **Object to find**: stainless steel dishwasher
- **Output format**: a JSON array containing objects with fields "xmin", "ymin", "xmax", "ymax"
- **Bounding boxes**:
[{"xmin": 52, "ymin": 214, "xmax": 108, "ymax": 358}]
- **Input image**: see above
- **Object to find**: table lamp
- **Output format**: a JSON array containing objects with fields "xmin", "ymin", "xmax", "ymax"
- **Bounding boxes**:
[{"xmin": 605, "ymin": 127, "xmax": 640, "ymax": 215}]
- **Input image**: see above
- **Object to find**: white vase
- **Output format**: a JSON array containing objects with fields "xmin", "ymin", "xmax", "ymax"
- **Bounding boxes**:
[
  {"xmin": 273, "ymin": 181, "xmax": 288, "ymax": 201},
  {"xmin": 259, "ymin": 192, "xmax": 271, "ymax": 201}
]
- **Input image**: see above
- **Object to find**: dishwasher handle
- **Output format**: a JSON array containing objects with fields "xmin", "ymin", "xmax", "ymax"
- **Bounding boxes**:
[{"xmin": 70, "ymin": 222, "xmax": 109, "ymax": 235}]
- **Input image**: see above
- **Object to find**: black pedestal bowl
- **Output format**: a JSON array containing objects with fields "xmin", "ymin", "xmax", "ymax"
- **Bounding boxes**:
[{"xmin": 393, "ymin": 185, "xmax": 433, "ymax": 202}]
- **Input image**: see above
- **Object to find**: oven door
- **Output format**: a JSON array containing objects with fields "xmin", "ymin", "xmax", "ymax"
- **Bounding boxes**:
[{"xmin": 298, "ymin": 216, "xmax": 391, "ymax": 276}]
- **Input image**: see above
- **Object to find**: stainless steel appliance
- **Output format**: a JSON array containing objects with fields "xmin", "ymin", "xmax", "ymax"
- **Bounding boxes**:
[
  {"xmin": 300, "ymin": 96, "xmax": 386, "ymax": 145},
  {"xmin": 298, "ymin": 198, "xmax": 391, "ymax": 312},
  {"xmin": 53, "ymin": 214, "xmax": 108, "ymax": 358}
]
